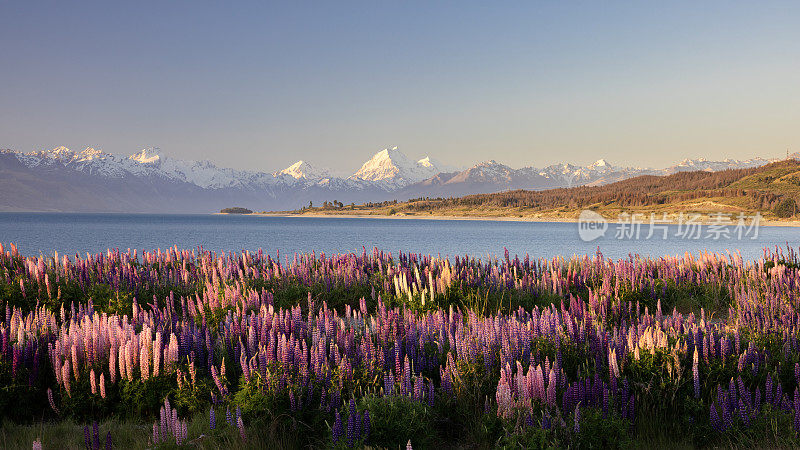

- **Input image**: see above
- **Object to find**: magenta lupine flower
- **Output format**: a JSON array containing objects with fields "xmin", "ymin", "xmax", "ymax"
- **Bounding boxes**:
[
  {"xmin": 237, "ymin": 416, "xmax": 246, "ymax": 442},
  {"xmin": 413, "ymin": 375, "xmax": 423, "ymax": 401},
  {"xmin": 47, "ymin": 388, "xmax": 59, "ymax": 415},
  {"xmin": 796, "ymin": 363, "xmax": 800, "ymax": 386},
  {"xmin": 189, "ymin": 360, "xmax": 196, "ymax": 386},
  {"xmin": 693, "ymin": 346, "xmax": 700, "ymax": 399},
  {"xmin": 61, "ymin": 363, "xmax": 71, "ymax": 397}
]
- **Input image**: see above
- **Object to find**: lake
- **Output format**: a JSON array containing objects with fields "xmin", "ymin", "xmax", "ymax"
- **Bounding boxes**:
[{"xmin": 0, "ymin": 212, "xmax": 796, "ymax": 261}]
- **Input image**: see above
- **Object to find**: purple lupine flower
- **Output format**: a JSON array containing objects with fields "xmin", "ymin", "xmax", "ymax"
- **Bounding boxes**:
[
  {"xmin": 722, "ymin": 396, "xmax": 733, "ymax": 430},
  {"xmin": 362, "ymin": 410, "xmax": 370, "ymax": 443},
  {"xmin": 766, "ymin": 374, "xmax": 773, "ymax": 406},
  {"xmin": 709, "ymin": 403, "xmax": 721, "ymax": 432},
  {"xmin": 210, "ymin": 407, "xmax": 216, "ymax": 430},
  {"xmin": 332, "ymin": 410, "xmax": 343, "ymax": 444},
  {"xmin": 92, "ymin": 421, "xmax": 100, "ymax": 450},
  {"xmin": 347, "ymin": 407, "xmax": 356, "ymax": 447},
  {"xmin": 794, "ymin": 388, "xmax": 800, "ymax": 434},
  {"xmin": 738, "ymin": 398, "xmax": 749, "ymax": 427}
]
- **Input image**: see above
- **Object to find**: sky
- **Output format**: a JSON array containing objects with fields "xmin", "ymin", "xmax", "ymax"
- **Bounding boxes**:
[{"xmin": 1, "ymin": 1, "xmax": 799, "ymax": 174}]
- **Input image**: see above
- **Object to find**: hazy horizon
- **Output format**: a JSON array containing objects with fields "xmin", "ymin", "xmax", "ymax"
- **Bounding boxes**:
[{"xmin": 2, "ymin": 1, "xmax": 798, "ymax": 172}]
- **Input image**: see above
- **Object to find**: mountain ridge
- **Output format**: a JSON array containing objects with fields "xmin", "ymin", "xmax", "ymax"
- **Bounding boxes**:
[{"xmin": 0, "ymin": 145, "xmax": 782, "ymax": 212}]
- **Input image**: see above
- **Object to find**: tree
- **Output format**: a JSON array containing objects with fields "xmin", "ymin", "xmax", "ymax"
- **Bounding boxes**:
[{"xmin": 773, "ymin": 198, "xmax": 797, "ymax": 218}]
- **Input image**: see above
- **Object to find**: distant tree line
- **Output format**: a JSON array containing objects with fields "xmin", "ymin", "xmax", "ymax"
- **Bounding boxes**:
[
  {"xmin": 399, "ymin": 160, "xmax": 800, "ymax": 216},
  {"xmin": 220, "ymin": 207, "xmax": 253, "ymax": 214}
]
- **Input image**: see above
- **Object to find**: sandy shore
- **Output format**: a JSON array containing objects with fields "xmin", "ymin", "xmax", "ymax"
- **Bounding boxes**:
[{"xmin": 225, "ymin": 211, "xmax": 800, "ymax": 227}]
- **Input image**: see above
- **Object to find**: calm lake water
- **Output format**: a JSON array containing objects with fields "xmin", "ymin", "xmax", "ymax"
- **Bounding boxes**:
[{"xmin": 0, "ymin": 213, "xmax": 797, "ymax": 261}]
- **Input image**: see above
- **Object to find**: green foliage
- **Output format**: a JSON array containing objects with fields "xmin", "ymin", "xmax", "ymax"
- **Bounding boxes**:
[
  {"xmin": 116, "ymin": 375, "xmax": 176, "ymax": 419},
  {"xmin": 359, "ymin": 395, "xmax": 434, "ymax": 448},
  {"xmin": 574, "ymin": 408, "xmax": 632, "ymax": 449}
]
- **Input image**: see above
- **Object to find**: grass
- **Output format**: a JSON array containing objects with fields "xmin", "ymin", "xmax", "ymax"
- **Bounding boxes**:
[{"xmin": 0, "ymin": 409, "xmax": 303, "ymax": 450}]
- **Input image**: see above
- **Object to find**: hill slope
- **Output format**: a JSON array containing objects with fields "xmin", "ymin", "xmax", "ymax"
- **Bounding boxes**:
[{"xmin": 284, "ymin": 159, "xmax": 800, "ymax": 221}]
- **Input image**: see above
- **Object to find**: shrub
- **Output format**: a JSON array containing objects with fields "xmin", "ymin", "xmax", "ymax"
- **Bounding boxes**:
[
  {"xmin": 772, "ymin": 198, "xmax": 797, "ymax": 218},
  {"xmin": 359, "ymin": 395, "xmax": 433, "ymax": 448}
]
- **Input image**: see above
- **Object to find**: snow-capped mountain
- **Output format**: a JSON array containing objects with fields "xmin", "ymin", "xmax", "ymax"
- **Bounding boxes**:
[
  {"xmin": 13, "ymin": 146, "xmax": 280, "ymax": 190},
  {"xmin": 664, "ymin": 157, "xmax": 769, "ymax": 174},
  {"xmin": 273, "ymin": 160, "xmax": 330, "ymax": 183},
  {"xmin": 349, "ymin": 146, "xmax": 447, "ymax": 188},
  {"xmin": 0, "ymin": 145, "xmax": 782, "ymax": 213}
]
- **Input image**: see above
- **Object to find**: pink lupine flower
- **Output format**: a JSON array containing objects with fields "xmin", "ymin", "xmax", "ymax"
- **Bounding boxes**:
[
  {"xmin": 61, "ymin": 362, "xmax": 71, "ymax": 397},
  {"xmin": 99, "ymin": 373, "xmax": 106, "ymax": 399},
  {"xmin": 47, "ymin": 388, "xmax": 59, "ymax": 414}
]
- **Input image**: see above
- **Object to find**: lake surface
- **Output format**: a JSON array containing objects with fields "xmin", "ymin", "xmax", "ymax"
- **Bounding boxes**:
[{"xmin": 0, "ymin": 213, "xmax": 797, "ymax": 261}]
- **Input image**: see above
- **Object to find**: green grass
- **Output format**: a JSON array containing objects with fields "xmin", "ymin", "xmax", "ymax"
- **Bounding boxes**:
[{"xmin": 0, "ymin": 409, "xmax": 302, "ymax": 450}]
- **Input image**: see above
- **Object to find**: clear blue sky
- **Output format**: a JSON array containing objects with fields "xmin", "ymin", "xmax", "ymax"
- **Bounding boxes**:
[{"xmin": 1, "ymin": 1, "xmax": 798, "ymax": 173}]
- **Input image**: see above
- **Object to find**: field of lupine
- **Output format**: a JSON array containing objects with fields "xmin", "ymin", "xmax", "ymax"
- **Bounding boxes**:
[{"xmin": 2, "ymin": 242, "xmax": 800, "ymax": 449}]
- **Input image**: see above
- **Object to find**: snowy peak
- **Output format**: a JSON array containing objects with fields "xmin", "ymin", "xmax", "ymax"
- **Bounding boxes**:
[
  {"xmin": 452, "ymin": 160, "xmax": 515, "ymax": 182},
  {"xmin": 75, "ymin": 147, "xmax": 105, "ymax": 161},
  {"xmin": 666, "ymin": 157, "xmax": 768, "ymax": 174},
  {"xmin": 417, "ymin": 156, "xmax": 437, "ymax": 168},
  {"xmin": 351, "ymin": 146, "xmax": 410, "ymax": 180},
  {"xmin": 274, "ymin": 160, "xmax": 329, "ymax": 181},
  {"xmin": 129, "ymin": 147, "xmax": 161, "ymax": 164},
  {"xmin": 589, "ymin": 159, "xmax": 611, "ymax": 170},
  {"xmin": 350, "ymin": 146, "xmax": 440, "ymax": 187}
]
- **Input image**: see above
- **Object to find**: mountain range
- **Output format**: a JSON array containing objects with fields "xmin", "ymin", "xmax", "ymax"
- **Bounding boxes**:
[{"xmin": 0, "ymin": 145, "xmax": 778, "ymax": 213}]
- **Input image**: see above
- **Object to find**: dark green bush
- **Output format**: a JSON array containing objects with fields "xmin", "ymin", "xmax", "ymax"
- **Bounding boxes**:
[{"xmin": 359, "ymin": 395, "xmax": 434, "ymax": 448}]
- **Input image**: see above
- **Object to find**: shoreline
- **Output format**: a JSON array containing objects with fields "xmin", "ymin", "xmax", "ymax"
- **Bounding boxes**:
[{"xmin": 225, "ymin": 211, "xmax": 800, "ymax": 227}]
